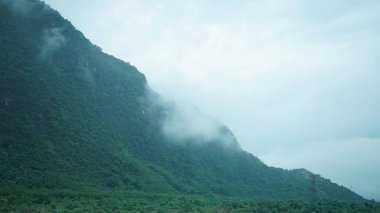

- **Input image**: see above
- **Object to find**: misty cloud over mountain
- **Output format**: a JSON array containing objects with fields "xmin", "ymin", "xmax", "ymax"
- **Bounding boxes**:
[{"xmin": 40, "ymin": 27, "xmax": 66, "ymax": 58}]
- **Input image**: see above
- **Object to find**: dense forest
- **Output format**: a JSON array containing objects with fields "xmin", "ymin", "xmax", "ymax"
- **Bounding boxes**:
[{"xmin": 0, "ymin": 0, "xmax": 379, "ymax": 211}]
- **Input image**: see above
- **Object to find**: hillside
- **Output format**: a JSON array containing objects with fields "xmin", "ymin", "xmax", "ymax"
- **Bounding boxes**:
[{"xmin": 0, "ymin": 0, "xmax": 371, "ymax": 211}]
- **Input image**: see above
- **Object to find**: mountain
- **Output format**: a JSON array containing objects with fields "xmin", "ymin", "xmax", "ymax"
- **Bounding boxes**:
[{"xmin": 0, "ymin": 0, "xmax": 369, "ymax": 211}]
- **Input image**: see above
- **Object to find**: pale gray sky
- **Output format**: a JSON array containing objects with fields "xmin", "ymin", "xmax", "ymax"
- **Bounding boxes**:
[{"xmin": 43, "ymin": 0, "xmax": 380, "ymax": 200}]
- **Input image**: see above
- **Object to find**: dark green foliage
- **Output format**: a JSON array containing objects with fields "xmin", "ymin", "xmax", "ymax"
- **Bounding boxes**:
[
  {"xmin": 0, "ymin": 0, "xmax": 372, "ymax": 211},
  {"xmin": 0, "ymin": 187, "xmax": 379, "ymax": 212}
]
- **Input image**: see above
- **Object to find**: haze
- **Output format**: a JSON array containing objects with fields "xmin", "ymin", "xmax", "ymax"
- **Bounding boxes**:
[{"xmin": 43, "ymin": 0, "xmax": 380, "ymax": 201}]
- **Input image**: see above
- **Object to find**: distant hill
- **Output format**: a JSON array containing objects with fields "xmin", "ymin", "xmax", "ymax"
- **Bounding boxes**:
[{"xmin": 0, "ymin": 0, "xmax": 365, "ymax": 208}]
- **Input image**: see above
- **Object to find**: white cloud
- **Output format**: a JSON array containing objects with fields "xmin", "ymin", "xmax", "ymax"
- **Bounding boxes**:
[
  {"xmin": 160, "ymin": 100, "xmax": 237, "ymax": 147},
  {"xmin": 40, "ymin": 27, "xmax": 66, "ymax": 59}
]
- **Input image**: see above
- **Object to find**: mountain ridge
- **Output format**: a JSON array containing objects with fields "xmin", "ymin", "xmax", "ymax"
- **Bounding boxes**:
[{"xmin": 0, "ymin": 0, "xmax": 366, "ymax": 208}]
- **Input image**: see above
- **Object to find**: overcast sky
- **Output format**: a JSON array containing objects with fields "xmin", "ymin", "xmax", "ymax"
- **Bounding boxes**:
[{"xmin": 43, "ymin": 0, "xmax": 380, "ymax": 201}]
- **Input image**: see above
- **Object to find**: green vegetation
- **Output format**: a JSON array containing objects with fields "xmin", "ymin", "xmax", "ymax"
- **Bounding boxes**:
[
  {"xmin": 1, "ymin": 187, "xmax": 379, "ymax": 212},
  {"xmin": 0, "ymin": 0, "xmax": 377, "ymax": 211}
]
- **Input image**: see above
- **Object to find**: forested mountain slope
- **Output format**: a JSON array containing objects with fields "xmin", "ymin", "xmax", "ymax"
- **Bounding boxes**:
[{"xmin": 0, "ymin": 0, "xmax": 364, "ymax": 206}]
